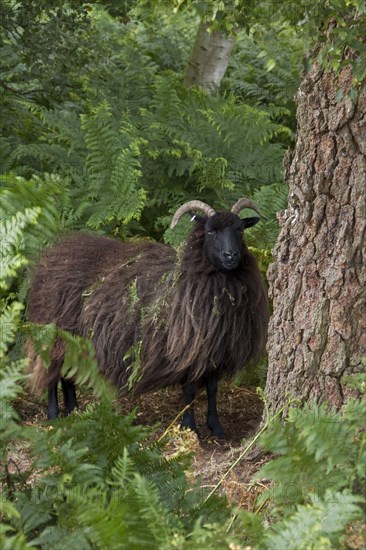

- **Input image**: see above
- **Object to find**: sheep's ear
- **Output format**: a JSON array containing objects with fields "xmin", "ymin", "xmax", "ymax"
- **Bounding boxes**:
[{"xmin": 241, "ymin": 216, "xmax": 260, "ymax": 228}]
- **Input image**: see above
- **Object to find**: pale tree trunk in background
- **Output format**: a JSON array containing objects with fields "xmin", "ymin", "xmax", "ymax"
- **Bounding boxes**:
[
  {"xmin": 265, "ymin": 63, "xmax": 366, "ymax": 414},
  {"xmin": 184, "ymin": 21, "xmax": 235, "ymax": 92}
]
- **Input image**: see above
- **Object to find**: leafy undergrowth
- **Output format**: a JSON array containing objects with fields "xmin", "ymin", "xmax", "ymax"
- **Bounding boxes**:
[
  {"xmin": 3, "ymin": 372, "xmax": 366, "ymax": 550},
  {"xmin": 13, "ymin": 382, "xmax": 269, "ymax": 512}
]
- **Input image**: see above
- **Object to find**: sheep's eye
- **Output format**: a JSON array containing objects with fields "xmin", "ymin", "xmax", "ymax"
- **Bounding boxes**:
[{"xmin": 207, "ymin": 230, "xmax": 216, "ymax": 237}]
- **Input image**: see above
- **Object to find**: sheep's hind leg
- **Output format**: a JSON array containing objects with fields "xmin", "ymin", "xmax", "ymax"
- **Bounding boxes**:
[
  {"xmin": 61, "ymin": 378, "xmax": 78, "ymax": 416},
  {"xmin": 47, "ymin": 382, "xmax": 59, "ymax": 420},
  {"xmin": 47, "ymin": 339, "xmax": 65, "ymax": 420},
  {"xmin": 181, "ymin": 381, "xmax": 199, "ymax": 435},
  {"xmin": 206, "ymin": 373, "xmax": 225, "ymax": 438}
]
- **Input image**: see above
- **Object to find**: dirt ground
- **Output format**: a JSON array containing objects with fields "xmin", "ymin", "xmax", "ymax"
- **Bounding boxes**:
[
  {"xmin": 121, "ymin": 382, "xmax": 270, "ymax": 510},
  {"xmin": 13, "ymin": 382, "xmax": 270, "ymax": 512}
]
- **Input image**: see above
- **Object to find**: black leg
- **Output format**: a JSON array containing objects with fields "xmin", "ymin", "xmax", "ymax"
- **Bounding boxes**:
[
  {"xmin": 61, "ymin": 378, "xmax": 78, "ymax": 416},
  {"xmin": 47, "ymin": 381, "xmax": 59, "ymax": 420},
  {"xmin": 181, "ymin": 381, "xmax": 198, "ymax": 434},
  {"xmin": 47, "ymin": 341, "xmax": 65, "ymax": 420},
  {"xmin": 206, "ymin": 372, "xmax": 225, "ymax": 437}
]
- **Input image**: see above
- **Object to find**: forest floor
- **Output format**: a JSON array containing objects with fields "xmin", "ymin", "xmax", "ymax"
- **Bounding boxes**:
[
  {"xmin": 120, "ymin": 382, "xmax": 271, "ymax": 510},
  {"xmin": 11, "ymin": 385, "xmax": 366, "ymax": 549},
  {"xmin": 14, "ymin": 383, "xmax": 271, "ymax": 512}
]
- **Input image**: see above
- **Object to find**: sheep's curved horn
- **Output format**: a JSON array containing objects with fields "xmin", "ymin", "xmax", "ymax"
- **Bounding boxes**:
[
  {"xmin": 170, "ymin": 200, "xmax": 216, "ymax": 228},
  {"xmin": 231, "ymin": 198, "xmax": 263, "ymax": 217}
]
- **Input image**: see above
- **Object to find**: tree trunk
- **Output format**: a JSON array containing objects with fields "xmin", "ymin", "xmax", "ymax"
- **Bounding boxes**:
[
  {"xmin": 265, "ymin": 63, "xmax": 366, "ymax": 414},
  {"xmin": 184, "ymin": 21, "xmax": 235, "ymax": 92}
]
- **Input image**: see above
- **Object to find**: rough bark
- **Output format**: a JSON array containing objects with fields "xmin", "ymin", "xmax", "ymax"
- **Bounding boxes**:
[
  {"xmin": 265, "ymin": 63, "xmax": 366, "ymax": 413},
  {"xmin": 184, "ymin": 21, "xmax": 235, "ymax": 92}
]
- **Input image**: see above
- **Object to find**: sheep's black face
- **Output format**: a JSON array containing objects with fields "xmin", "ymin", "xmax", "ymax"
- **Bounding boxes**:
[{"xmin": 203, "ymin": 212, "xmax": 260, "ymax": 271}]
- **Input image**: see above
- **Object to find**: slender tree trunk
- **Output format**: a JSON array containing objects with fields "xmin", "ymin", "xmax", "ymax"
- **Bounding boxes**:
[
  {"xmin": 184, "ymin": 21, "xmax": 235, "ymax": 92},
  {"xmin": 265, "ymin": 62, "xmax": 366, "ymax": 414}
]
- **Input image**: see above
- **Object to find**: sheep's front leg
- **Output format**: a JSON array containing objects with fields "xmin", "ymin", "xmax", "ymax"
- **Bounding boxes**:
[
  {"xmin": 61, "ymin": 378, "xmax": 78, "ymax": 416},
  {"xmin": 47, "ymin": 381, "xmax": 59, "ymax": 420},
  {"xmin": 181, "ymin": 381, "xmax": 198, "ymax": 434},
  {"xmin": 206, "ymin": 372, "xmax": 225, "ymax": 438}
]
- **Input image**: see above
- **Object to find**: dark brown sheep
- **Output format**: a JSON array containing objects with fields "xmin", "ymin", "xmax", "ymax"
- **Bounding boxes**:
[{"xmin": 27, "ymin": 199, "xmax": 269, "ymax": 436}]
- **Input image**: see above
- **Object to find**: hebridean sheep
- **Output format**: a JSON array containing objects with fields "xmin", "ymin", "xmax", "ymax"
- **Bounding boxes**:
[{"xmin": 27, "ymin": 199, "xmax": 269, "ymax": 436}]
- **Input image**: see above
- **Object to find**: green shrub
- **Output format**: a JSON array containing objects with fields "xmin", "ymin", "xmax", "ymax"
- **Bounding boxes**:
[{"xmin": 238, "ymin": 372, "xmax": 366, "ymax": 548}]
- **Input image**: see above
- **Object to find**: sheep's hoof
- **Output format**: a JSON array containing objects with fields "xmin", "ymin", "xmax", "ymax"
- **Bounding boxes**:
[{"xmin": 208, "ymin": 421, "xmax": 226, "ymax": 439}]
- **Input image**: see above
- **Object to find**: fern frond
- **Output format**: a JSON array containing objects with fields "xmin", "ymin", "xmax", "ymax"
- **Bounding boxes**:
[
  {"xmin": 131, "ymin": 473, "xmax": 174, "ymax": 543},
  {"xmin": 109, "ymin": 448, "xmax": 135, "ymax": 487},
  {"xmin": 30, "ymin": 526, "xmax": 92, "ymax": 550},
  {"xmin": 0, "ymin": 208, "xmax": 40, "ymax": 290},
  {"xmin": 0, "ymin": 303, "xmax": 24, "ymax": 357},
  {"xmin": 265, "ymin": 492, "xmax": 364, "ymax": 550},
  {"xmin": 245, "ymin": 182, "xmax": 289, "ymax": 249}
]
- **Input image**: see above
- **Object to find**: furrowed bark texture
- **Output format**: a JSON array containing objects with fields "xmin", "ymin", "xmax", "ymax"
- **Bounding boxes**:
[
  {"xmin": 265, "ymin": 64, "xmax": 366, "ymax": 413},
  {"xmin": 184, "ymin": 21, "xmax": 235, "ymax": 92}
]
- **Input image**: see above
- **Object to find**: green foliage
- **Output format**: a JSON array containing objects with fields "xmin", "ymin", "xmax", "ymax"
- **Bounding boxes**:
[
  {"xmin": 2, "ymin": 397, "xmax": 234, "ymax": 548},
  {"xmin": 1, "ymin": 3, "xmax": 300, "ymax": 247},
  {"xmin": 0, "ymin": 173, "xmax": 71, "ymax": 249},
  {"xmin": 0, "ymin": 208, "xmax": 40, "ymax": 290},
  {"xmin": 233, "ymin": 355, "xmax": 268, "ymax": 389},
  {"xmin": 225, "ymin": 19, "xmax": 306, "ymax": 133},
  {"xmin": 258, "ymin": 388, "xmax": 366, "ymax": 514},
  {"xmin": 245, "ymin": 182, "xmax": 289, "ymax": 250},
  {"xmin": 263, "ymin": 491, "xmax": 364, "ymax": 550},
  {"xmin": 237, "ymin": 373, "xmax": 366, "ymax": 548},
  {"xmin": 273, "ymin": 0, "xmax": 366, "ymax": 87},
  {"xmin": 177, "ymin": 0, "xmax": 366, "ymax": 88},
  {"xmin": 6, "ymin": 74, "xmax": 289, "ymax": 243},
  {"xmin": 140, "ymin": 75, "xmax": 289, "ymax": 240},
  {"xmin": 0, "ymin": 301, "xmax": 24, "ymax": 358},
  {"xmin": 0, "ymin": 173, "xmax": 72, "ymax": 310},
  {"xmin": 77, "ymin": 103, "xmax": 147, "ymax": 231},
  {"xmin": 0, "ymin": 204, "xmax": 40, "ymax": 454}
]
